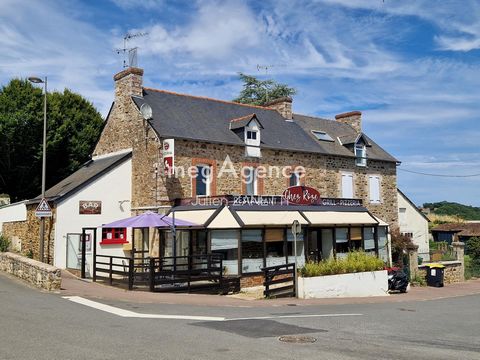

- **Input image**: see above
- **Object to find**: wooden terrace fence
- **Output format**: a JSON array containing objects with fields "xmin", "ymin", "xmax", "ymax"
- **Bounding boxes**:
[{"xmin": 262, "ymin": 263, "xmax": 296, "ymax": 298}]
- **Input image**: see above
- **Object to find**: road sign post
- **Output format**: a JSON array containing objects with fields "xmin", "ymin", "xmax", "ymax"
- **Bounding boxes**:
[
  {"xmin": 35, "ymin": 198, "xmax": 52, "ymax": 263},
  {"xmin": 291, "ymin": 220, "xmax": 302, "ymax": 297}
]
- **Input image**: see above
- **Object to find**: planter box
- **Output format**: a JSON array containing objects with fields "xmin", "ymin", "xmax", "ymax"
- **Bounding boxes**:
[{"xmin": 297, "ymin": 270, "xmax": 389, "ymax": 299}]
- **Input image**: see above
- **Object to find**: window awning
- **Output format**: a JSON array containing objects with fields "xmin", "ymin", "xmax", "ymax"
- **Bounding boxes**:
[
  {"xmin": 208, "ymin": 207, "xmax": 241, "ymax": 229},
  {"xmin": 171, "ymin": 209, "xmax": 217, "ymax": 226},
  {"xmin": 235, "ymin": 210, "xmax": 309, "ymax": 226},
  {"xmin": 301, "ymin": 211, "xmax": 377, "ymax": 226},
  {"xmin": 373, "ymin": 216, "xmax": 389, "ymax": 227}
]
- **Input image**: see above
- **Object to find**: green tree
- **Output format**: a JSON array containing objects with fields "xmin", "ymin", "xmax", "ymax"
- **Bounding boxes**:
[
  {"xmin": 423, "ymin": 201, "xmax": 480, "ymax": 220},
  {"xmin": 0, "ymin": 79, "xmax": 103, "ymax": 202},
  {"xmin": 233, "ymin": 73, "xmax": 296, "ymax": 106},
  {"xmin": 466, "ymin": 237, "xmax": 480, "ymax": 261}
]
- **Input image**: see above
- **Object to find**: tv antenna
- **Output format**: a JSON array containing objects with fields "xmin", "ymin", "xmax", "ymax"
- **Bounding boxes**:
[
  {"xmin": 116, "ymin": 32, "xmax": 148, "ymax": 68},
  {"xmin": 256, "ymin": 64, "xmax": 276, "ymax": 103}
]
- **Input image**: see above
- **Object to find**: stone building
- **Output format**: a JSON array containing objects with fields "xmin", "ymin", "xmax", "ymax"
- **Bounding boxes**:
[
  {"xmin": 94, "ymin": 67, "xmax": 398, "ymax": 225},
  {"xmin": 1, "ymin": 66, "xmax": 399, "ymax": 284}
]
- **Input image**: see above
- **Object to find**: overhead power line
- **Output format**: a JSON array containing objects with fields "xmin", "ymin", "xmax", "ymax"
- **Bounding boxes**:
[{"xmin": 398, "ymin": 168, "xmax": 480, "ymax": 178}]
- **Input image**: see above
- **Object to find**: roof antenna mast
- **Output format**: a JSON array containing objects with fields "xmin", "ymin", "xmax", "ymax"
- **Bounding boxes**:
[
  {"xmin": 116, "ymin": 32, "xmax": 148, "ymax": 68},
  {"xmin": 257, "ymin": 64, "xmax": 274, "ymax": 103}
]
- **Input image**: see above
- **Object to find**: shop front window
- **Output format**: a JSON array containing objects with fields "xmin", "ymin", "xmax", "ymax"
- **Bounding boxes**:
[
  {"xmin": 335, "ymin": 228, "xmax": 349, "ymax": 258},
  {"xmin": 350, "ymin": 227, "xmax": 363, "ymax": 251},
  {"xmin": 241, "ymin": 229, "xmax": 263, "ymax": 273},
  {"xmin": 363, "ymin": 227, "xmax": 375, "ymax": 252},
  {"xmin": 265, "ymin": 228, "xmax": 285, "ymax": 267},
  {"xmin": 211, "ymin": 230, "xmax": 238, "ymax": 275},
  {"xmin": 378, "ymin": 226, "xmax": 388, "ymax": 263},
  {"xmin": 287, "ymin": 231, "xmax": 305, "ymax": 267},
  {"xmin": 161, "ymin": 231, "xmax": 190, "ymax": 267}
]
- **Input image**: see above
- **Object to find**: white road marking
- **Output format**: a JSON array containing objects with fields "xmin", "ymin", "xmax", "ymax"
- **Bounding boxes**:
[
  {"xmin": 227, "ymin": 313, "xmax": 363, "ymax": 321},
  {"xmin": 63, "ymin": 296, "xmax": 363, "ymax": 321},
  {"xmin": 62, "ymin": 296, "xmax": 225, "ymax": 321}
]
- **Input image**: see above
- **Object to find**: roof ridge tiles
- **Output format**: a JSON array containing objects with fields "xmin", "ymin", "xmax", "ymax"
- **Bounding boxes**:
[
  {"xmin": 230, "ymin": 113, "xmax": 256, "ymax": 123},
  {"xmin": 142, "ymin": 87, "xmax": 277, "ymax": 111}
]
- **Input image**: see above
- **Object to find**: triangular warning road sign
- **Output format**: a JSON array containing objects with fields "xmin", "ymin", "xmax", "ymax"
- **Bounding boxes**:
[
  {"xmin": 35, "ymin": 198, "xmax": 52, "ymax": 217},
  {"xmin": 36, "ymin": 198, "xmax": 52, "ymax": 213}
]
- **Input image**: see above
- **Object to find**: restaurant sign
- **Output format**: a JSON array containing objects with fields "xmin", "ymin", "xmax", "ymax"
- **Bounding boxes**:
[
  {"xmin": 282, "ymin": 186, "xmax": 320, "ymax": 205},
  {"xmin": 179, "ymin": 189, "xmax": 362, "ymax": 208},
  {"xmin": 79, "ymin": 201, "xmax": 102, "ymax": 215},
  {"xmin": 162, "ymin": 139, "xmax": 174, "ymax": 176}
]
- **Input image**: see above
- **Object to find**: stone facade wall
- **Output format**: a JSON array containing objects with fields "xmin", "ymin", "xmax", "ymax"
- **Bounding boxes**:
[
  {"xmin": 0, "ymin": 252, "xmax": 61, "ymax": 290},
  {"xmin": 129, "ymin": 138, "xmax": 398, "ymax": 227},
  {"xmin": 93, "ymin": 67, "xmax": 145, "ymax": 157},
  {"xmin": 240, "ymin": 274, "xmax": 264, "ymax": 288},
  {"xmin": 1, "ymin": 205, "xmax": 55, "ymax": 264},
  {"xmin": 418, "ymin": 261, "xmax": 463, "ymax": 284}
]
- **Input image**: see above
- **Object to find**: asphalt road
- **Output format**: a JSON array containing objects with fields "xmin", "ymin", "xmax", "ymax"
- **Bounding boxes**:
[{"xmin": 1, "ymin": 272, "xmax": 479, "ymax": 360}]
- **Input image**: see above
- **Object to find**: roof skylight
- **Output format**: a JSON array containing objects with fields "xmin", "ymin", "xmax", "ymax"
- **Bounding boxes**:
[{"xmin": 311, "ymin": 130, "xmax": 334, "ymax": 142}]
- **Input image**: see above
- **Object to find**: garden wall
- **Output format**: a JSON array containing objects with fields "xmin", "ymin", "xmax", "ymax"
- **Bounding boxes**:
[{"xmin": 0, "ymin": 252, "xmax": 61, "ymax": 291}]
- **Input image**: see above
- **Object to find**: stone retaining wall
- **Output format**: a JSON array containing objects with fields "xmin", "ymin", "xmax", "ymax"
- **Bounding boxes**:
[
  {"xmin": 0, "ymin": 252, "xmax": 61, "ymax": 291},
  {"xmin": 418, "ymin": 261, "xmax": 463, "ymax": 284}
]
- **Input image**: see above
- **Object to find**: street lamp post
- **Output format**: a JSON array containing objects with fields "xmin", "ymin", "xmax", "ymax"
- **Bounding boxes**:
[{"xmin": 28, "ymin": 76, "xmax": 47, "ymax": 263}]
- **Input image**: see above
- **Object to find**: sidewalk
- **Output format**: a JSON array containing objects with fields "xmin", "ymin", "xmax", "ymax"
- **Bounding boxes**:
[{"xmin": 59, "ymin": 270, "xmax": 480, "ymax": 308}]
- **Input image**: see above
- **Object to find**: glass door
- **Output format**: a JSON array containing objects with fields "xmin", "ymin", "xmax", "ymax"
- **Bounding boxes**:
[
  {"xmin": 66, "ymin": 233, "xmax": 82, "ymax": 269},
  {"xmin": 307, "ymin": 230, "xmax": 321, "ymax": 262}
]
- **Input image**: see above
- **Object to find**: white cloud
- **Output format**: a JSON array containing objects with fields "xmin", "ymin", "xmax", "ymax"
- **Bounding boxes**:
[
  {"xmin": 128, "ymin": 1, "xmax": 260, "ymax": 61},
  {"xmin": 110, "ymin": 0, "xmax": 164, "ymax": 10},
  {"xmin": 0, "ymin": 0, "xmax": 116, "ymax": 115}
]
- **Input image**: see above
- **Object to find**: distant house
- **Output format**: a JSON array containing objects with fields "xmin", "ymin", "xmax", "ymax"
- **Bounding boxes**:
[
  {"xmin": 431, "ymin": 222, "xmax": 480, "ymax": 245},
  {"xmin": 397, "ymin": 189, "xmax": 430, "ymax": 261}
]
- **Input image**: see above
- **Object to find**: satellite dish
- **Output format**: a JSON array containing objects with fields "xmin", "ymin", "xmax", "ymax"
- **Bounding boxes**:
[{"xmin": 140, "ymin": 103, "xmax": 153, "ymax": 120}]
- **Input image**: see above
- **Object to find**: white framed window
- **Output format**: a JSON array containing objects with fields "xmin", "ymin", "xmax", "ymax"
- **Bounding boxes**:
[
  {"xmin": 355, "ymin": 144, "xmax": 367, "ymax": 166},
  {"xmin": 289, "ymin": 171, "xmax": 301, "ymax": 187},
  {"xmin": 246, "ymin": 130, "xmax": 257, "ymax": 140},
  {"xmin": 368, "ymin": 175, "xmax": 381, "ymax": 204},
  {"xmin": 244, "ymin": 167, "xmax": 257, "ymax": 195},
  {"xmin": 341, "ymin": 172, "xmax": 354, "ymax": 198},
  {"xmin": 399, "ymin": 207, "xmax": 407, "ymax": 225},
  {"xmin": 195, "ymin": 165, "xmax": 211, "ymax": 196}
]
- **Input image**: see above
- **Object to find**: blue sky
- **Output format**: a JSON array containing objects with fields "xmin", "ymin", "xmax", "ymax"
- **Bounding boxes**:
[{"xmin": 1, "ymin": 0, "xmax": 480, "ymax": 206}]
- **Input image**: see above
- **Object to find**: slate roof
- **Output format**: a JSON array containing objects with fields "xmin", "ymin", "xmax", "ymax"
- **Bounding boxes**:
[
  {"xmin": 29, "ymin": 151, "xmax": 132, "ymax": 204},
  {"xmin": 294, "ymin": 114, "xmax": 398, "ymax": 162},
  {"xmin": 132, "ymin": 89, "xmax": 398, "ymax": 163},
  {"xmin": 431, "ymin": 222, "xmax": 480, "ymax": 237}
]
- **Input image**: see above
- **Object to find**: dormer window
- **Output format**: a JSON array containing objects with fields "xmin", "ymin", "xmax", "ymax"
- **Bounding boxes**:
[
  {"xmin": 229, "ymin": 114, "xmax": 263, "ymax": 158},
  {"xmin": 355, "ymin": 143, "xmax": 367, "ymax": 167}
]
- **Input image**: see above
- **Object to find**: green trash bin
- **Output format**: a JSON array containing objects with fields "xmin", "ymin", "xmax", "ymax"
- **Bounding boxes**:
[{"xmin": 426, "ymin": 263, "xmax": 445, "ymax": 287}]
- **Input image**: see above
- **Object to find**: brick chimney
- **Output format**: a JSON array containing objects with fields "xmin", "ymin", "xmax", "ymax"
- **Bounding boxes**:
[
  {"xmin": 113, "ymin": 67, "xmax": 143, "ymax": 101},
  {"xmin": 265, "ymin": 96, "xmax": 293, "ymax": 120},
  {"xmin": 335, "ymin": 111, "xmax": 362, "ymax": 133}
]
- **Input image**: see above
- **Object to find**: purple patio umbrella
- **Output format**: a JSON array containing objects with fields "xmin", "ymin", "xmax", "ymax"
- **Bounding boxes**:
[{"xmin": 100, "ymin": 211, "xmax": 199, "ymax": 228}]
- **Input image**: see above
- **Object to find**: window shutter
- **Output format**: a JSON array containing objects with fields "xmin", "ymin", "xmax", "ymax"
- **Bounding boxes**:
[
  {"xmin": 341, "ymin": 173, "xmax": 354, "ymax": 198},
  {"xmin": 369, "ymin": 175, "xmax": 381, "ymax": 203}
]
